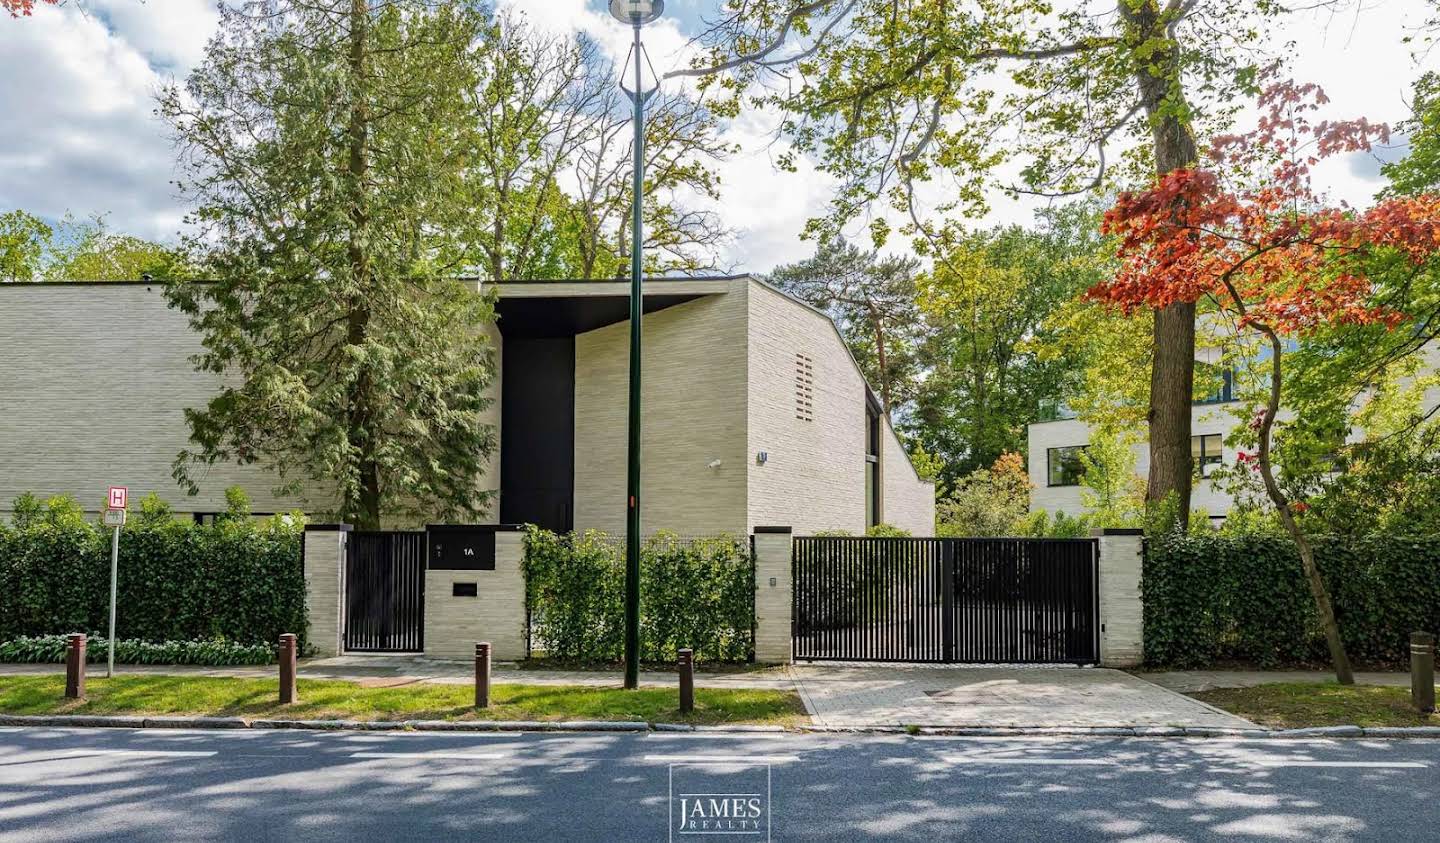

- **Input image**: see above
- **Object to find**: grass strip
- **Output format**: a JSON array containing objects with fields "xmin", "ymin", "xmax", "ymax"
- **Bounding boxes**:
[
  {"xmin": 1192, "ymin": 682, "xmax": 1440, "ymax": 728},
  {"xmin": 0, "ymin": 675, "xmax": 808, "ymax": 726}
]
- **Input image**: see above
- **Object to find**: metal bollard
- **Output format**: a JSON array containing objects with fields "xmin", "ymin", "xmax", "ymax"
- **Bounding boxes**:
[
  {"xmin": 65, "ymin": 634, "xmax": 86, "ymax": 700},
  {"xmin": 678, "ymin": 648, "xmax": 694, "ymax": 714},
  {"xmin": 1412, "ymin": 632, "xmax": 1435, "ymax": 714},
  {"xmin": 475, "ymin": 642, "xmax": 491, "ymax": 709},
  {"xmin": 278, "ymin": 633, "xmax": 298, "ymax": 705}
]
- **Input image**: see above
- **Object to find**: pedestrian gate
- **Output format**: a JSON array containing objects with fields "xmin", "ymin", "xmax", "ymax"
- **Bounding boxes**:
[
  {"xmin": 792, "ymin": 537, "xmax": 1099, "ymax": 664},
  {"xmin": 344, "ymin": 531, "xmax": 426, "ymax": 653}
]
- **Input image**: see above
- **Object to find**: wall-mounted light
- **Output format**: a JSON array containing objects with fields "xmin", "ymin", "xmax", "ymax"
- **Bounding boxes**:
[{"xmin": 755, "ymin": 451, "xmax": 769, "ymax": 465}]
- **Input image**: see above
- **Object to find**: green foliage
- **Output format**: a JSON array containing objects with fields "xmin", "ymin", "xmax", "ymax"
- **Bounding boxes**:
[
  {"xmin": 1143, "ymin": 532, "xmax": 1440, "ymax": 668},
  {"xmin": 1078, "ymin": 431, "xmax": 1144, "ymax": 529},
  {"xmin": 910, "ymin": 206, "xmax": 1105, "ymax": 489},
  {"xmin": 0, "ymin": 634, "xmax": 275, "ymax": 666},
  {"xmin": 937, "ymin": 452, "xmax": 1031, "ymax": 537},
  {"xmin": 0, "ymin": 209, "xmax": 51, "ymax": 282},
  {"xmin": 523, "ymin": 528, "xmax": 753, "ymax": 663},
  {"xmin": 0, "ymin": 493, "xmax": 305, "ymax": 649},
  {"xmin": 1014, "ymin": 510, "xmax": 1091, "ymax": 539},
  {"xmin": 159, "ymin": 1, "xmax": 499, "ymax": 528},
  {"xmin": 0, "ymin": 210, "xmax": 186, "ymax": 282},
  {"xmin": 864, "ymin": 524, "xmax": 911, "ymax": 537}
]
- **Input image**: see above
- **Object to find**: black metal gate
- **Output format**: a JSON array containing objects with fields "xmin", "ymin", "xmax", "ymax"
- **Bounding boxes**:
[
  {"xmin": 344, "ymin": 531, "xmax": 426, "ymax": 653},
  {"xmin": 792, "ymin": 536, "xmax": 1098, "ymax": 664}
]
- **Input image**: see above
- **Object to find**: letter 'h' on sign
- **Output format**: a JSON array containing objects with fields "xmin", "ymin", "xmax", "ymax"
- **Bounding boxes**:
[{"xmin": 108, "ymin": 487, "xmax": 128, "ymax": 510}]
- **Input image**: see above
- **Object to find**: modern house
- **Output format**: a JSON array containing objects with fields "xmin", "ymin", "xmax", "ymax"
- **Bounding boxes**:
[{"xmin": 0, "ymin": 275, "xmax": 935, "ymax": 536}]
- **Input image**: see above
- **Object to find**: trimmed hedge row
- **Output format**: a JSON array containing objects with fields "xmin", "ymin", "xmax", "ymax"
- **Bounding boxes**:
[
  {"xmin": 0, "ymin": 500, "xmax": 306, "ymax": 649},
  {"xmin": 1143, "ymin": 532, "xmax": 1440, "ymax": 668},
  {"xmin": 523, "ymin": 527, "xmax": 754, "ymax": 663},
  {"xmin": 0, "ymin": 634, "xmax": 276, "ymax": 666}
]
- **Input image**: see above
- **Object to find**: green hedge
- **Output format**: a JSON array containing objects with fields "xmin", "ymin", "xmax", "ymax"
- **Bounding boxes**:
[
  {"xmin": 523, "ymin": 527, "xmax": 754, "ymax": 663},
  {"xmin": 1143, "ymin": 532, "xmax": 1440, "ymax": 668},
  {"xmin": 0, "ymin": 496, "xmax": 306, "ymax": 649},
  {"xmin": 0, "ymin": 634, "xmax": 276, "ymax": 666}
]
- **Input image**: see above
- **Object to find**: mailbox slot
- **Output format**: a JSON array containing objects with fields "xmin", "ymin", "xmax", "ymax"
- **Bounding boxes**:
[{"xmin": 452, "ymin": 582, "xmax": 478, "ymax": 598}]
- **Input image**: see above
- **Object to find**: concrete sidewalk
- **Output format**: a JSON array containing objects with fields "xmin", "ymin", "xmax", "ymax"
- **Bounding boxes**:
[
  {"xmin": 790, "ymin": 664, "xmax": 1254, "ymax": 729},
  {"xmin": 1138, "ymin": 670, "xmax": 1414, "ymax": 693}
]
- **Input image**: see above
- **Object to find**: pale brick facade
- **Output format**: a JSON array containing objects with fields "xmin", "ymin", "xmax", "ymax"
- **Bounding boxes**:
[{"xmin": 0, "ymin": 277, "xmax": 934, "ymax": 535}]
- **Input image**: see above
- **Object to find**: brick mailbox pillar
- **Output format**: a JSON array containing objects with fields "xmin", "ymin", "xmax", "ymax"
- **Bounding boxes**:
[{"xmin": 65, "ymin": 633, "xmax": 87, "ymax": 699}]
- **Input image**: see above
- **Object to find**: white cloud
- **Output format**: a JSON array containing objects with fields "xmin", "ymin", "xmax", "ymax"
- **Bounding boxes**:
[
  {"xmin": 3, "ymin": 0, "xmax": 1438, "ymax": 267},
  {"xmin": 0, "ymin": 4, "xmax": 186, "ymax": 242}
]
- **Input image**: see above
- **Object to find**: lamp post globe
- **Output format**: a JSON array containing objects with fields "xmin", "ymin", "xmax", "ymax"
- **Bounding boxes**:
[{"xmin": 609, "ymin": 0, "xmax": 664, "ymax": 25}]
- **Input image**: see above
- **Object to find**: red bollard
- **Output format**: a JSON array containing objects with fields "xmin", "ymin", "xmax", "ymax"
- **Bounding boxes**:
[
  {"xmin": 475, "ymin": 642, "xmax": 491, "ymax": 709},
  {"xmin": 65, "ymin": 634, "xmax": 86, "ymax": 700},
  {"xmin": 278, "ymin": 633, "xmax": 297, "ymax": 704},
  {"xmin": 678, "ymin": 648, "xmax": 694, "ymax": 714}
]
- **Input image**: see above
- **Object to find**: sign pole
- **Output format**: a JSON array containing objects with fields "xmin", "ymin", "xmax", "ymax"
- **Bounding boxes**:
[{"xmin": 107, "ymin": 523, "xmax": 118, "ymax": 679}]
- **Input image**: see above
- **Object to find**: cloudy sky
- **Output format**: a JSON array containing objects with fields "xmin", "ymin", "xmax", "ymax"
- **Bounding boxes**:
[{"xmin": 1, "ymin": 0, "xmax": 1437, "ymax": 272}]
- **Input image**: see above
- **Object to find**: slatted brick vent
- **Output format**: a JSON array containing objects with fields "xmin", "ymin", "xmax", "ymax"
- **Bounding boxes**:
[{"xmin": 794, "ymin": 352, "xmax": 814, "ymax": 421}]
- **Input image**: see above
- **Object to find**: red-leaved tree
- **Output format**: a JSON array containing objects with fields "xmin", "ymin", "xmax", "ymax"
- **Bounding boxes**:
[
  {"xmin": 2, "ymin": 0, "xmax": 56, "ymax": 17},
  {"xmin": 1091, "ymin": 80, "xmax": 1440, "ymax": 684}
]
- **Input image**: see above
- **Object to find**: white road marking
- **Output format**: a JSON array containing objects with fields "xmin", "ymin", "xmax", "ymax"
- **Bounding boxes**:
[
  {"xmin": 1247, "ymin": 760, "xmax": 1428, "ymax": 769},
  {"xmin": 65, "ymin": 749, "xmax": 218, "ymax": 758},
  {"xmin": 348, "ymin": 751, "xmax": 511, "ymax": 760},
  {"xmin": 642, "ymin": 754, "xmax": 800, "ymax": 764},
  {"xmin": 940, "ymin": 756, "xmax": 1113, "ymax": 766}
]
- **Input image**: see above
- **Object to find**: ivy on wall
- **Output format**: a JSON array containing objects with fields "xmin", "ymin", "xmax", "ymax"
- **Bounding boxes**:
[
  {"xmin": 0, "ymin": 495, "xmax": 306, "ymax": 652},
  {"xmin": 1143, "ymin": 532, "xmax": 1440, "ymax": 668},
  {"xmin": 523, "ymin": 527, "xmax": 754, "ymax": 663}
]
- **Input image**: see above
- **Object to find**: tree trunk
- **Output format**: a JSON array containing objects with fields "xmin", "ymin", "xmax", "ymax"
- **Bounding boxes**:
[
  {"xmin": 1122, "ymin": 0, "xmax": 1198, "ymax": 527},
  {"xmin": 1254, "ymin": 329, "xmax": 1354, "ymax": 684},
  {"xmin": 343, "ymin": 0, "xmax": 381, "ymax": 530}
]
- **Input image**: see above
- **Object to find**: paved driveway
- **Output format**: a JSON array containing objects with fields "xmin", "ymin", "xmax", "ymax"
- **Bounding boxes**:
[{"xmin": 791, "ymin": 664, "xmax": 1255, "ymax": 728}]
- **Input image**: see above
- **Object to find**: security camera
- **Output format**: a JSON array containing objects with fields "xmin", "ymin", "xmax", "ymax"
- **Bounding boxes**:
[{"xmin": 707, "ymin": 459, "xmax": 723, "ymax": 470}]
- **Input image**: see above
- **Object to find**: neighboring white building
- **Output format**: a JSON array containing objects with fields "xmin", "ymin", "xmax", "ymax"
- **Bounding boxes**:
[
  {"xmin": 0, "ymin": 275, "xmax": 935, "ymax": 536},
  {"xmin": 1028, "ymin": 345, "xmax": 1440, "ymax": 519}
]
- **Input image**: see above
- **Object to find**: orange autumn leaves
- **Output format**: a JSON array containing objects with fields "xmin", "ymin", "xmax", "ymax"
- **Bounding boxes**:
[
  {"xmin": 2, "ymin": 0, "xmax": 55, "ymax": 18},
  {"xmin": 1091, "ymin": 79, "xmax": 1440, "ymax": 334}
]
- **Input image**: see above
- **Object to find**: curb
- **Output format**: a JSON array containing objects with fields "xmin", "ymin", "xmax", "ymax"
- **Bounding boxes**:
[{"xmin": 2, "ymin": 713, "xmax": 1439, "ymax": 738}]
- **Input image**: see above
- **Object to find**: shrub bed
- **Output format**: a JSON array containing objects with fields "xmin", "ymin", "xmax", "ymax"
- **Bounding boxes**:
[
  {"xmin": 523, "ymin": 527, "xmax": 753, "ymax": 663},
  {"xmin": 0, "ymin": 494, "xmax": 305, "ymax": 650},
  {"xmin": 1143, "ymin": 532, "xmax": 1440, "ymax": 668},
  {"xmin": 0, "ymin": 634, "xmax": 276, "ymax": 666}
]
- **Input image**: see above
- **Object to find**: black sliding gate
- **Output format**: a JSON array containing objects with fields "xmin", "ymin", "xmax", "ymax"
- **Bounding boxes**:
[
  {"xmin": 344, "ymin": 531, "xmax": 426, "ymax": 653},
  {"xmin": 792, "ymin": 536, "xmax": 1099, "ymax": 664}
]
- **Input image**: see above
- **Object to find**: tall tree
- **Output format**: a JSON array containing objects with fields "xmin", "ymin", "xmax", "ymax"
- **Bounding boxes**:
[
  {"xmin": 910, "ymin": 204, "xmax": 1104, "ymax": 492},
  {"xmin": 768, "ymin": 238, "xmax": 920, "ymax": 414},
  {"xmin": 674, "ymin": 0, "xmax": 1358, "ymax": 525},
  {"xmin": 158, "ymin": 0, "xmax": 497, "ymax": 529},
  {"xmin": 0, "ymin": 211, "xmax": 185, "ymax": 281},
  {"xmin": 468, "ymin": 15, "xmax": 731, "ymax": 281},
  {"xmin": 1091, "ymin": 80, "xmax": 1440, "ymax": 683}
]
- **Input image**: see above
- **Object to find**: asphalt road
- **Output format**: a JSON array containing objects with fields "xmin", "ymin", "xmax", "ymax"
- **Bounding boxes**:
[{"xmin": 1, "ymin": 727, "xmax": 1436, "ymax": 842}]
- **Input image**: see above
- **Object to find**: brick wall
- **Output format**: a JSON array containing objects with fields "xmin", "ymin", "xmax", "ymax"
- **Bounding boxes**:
[{"xmin": 572, "ymin": 284, "xmax": 750, "ymax": 536}]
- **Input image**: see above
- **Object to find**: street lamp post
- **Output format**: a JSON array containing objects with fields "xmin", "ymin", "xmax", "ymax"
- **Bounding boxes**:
[{"xmin": 610, "ymin": 0, "xmax": 663, "ymax": 690}]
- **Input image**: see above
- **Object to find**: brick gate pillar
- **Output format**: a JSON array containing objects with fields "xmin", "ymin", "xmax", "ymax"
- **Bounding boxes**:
[
  {"xmin": 1094, "ymin": 528, "xmax": 1144, "ymax": 667},
  {"xmin": 302, "ymin": 524, "xmax": 351, "ymax": 657},
  {"xmin": 752, "ymin": 527, "xmax": 793, "ymax": 664}
]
